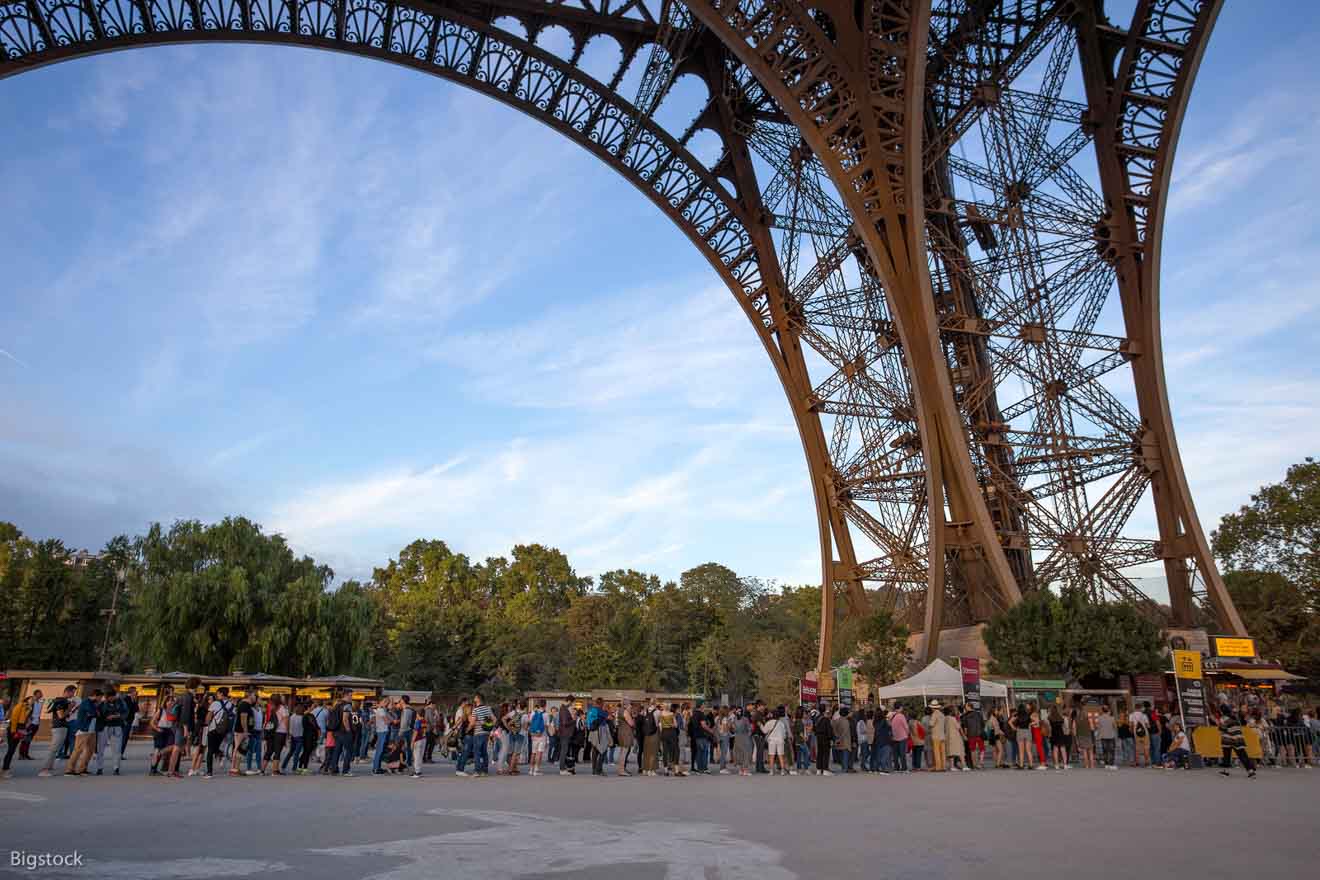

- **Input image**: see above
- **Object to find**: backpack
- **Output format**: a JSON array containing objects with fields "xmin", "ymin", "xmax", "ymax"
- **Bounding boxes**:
[
  {"xmin": 529, "ymin": 711, "xmax": 545, "ymax": 735},
  {"xmin": 643, "ymin": 711, "xmax": 658, "ymax": 736},
  {"xmin": 507, "ymin": 713, "xmax": 522, "ymax": 735},
  {"xmin": 325, "ymin": 703, "xmax": 342, "ymax": 732},
  {"xmin": 212, "ymin": 702, "xmax": 232, "ymax": 738}
]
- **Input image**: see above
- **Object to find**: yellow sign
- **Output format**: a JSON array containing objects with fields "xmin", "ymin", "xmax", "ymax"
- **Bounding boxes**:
[
  {"xmin": 1213, "ymin": 637, "xmax": 1256, "ymax": 658},
  {"xmin": 1173, "ymin": 649, "xmax": 1202, "ymax": 679}
]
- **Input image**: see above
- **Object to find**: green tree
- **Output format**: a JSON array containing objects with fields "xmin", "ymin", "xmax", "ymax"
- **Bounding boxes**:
[
  {"xmin": 1223, "ymin": 570, "xmax": 1320, "ymax": 679},
  {"xmin": 1213, "ymin": 458, "xmax": 1320, "ymax": 605},
  {"xmin": 852, "ymin": 609, "xmax": 911, "ymax": 688},
  {"xmin": 126, "ymin": 517, "xmax": 369, "ymax": 675},
  {"xmin": 686, "ymin": 631, "xmax": 726, "ymax": 697},
  {"xmin": 983, "ymin": 590, "xmax": 1165, "ymax": 681},
  {"xmin": 0, "ymin": 526, "xmax": 114, "ymax": 670}
]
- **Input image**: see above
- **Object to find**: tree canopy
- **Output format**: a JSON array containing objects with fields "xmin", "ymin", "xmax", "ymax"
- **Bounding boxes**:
[
  {"xmin": 1213, "ymin": 458, "xmax": 1320, "ymax": 678},
  {"xmin": 982, "ymin": 589, "xmax": 1165, "ymax": 682},
  {"xmin": 1, "ymin": 518, "xmax": 871, "ymax": 702}
]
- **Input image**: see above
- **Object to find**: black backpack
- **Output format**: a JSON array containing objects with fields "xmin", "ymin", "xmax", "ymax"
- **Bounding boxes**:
[
  {"xmin": 212, "ymin": 702, "xmax": 232, "ymax": 738},
  {"xmin": 325, "ymin": 703, "xmax": 342, "ymax": 732},
  {"xmin": 643, "ymin": 711, "xmax": 658, "ymax": 736}
]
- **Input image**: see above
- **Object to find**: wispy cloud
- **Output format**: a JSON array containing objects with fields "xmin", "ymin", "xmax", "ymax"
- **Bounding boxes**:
[{"xmin": 0, "ymin": 348, "xmax": 29, "ymax": 369}]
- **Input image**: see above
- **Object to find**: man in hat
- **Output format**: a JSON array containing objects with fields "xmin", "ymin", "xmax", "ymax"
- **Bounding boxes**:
[{"xmin": 928, "ymin": 701, "xmax": 947, "ymax": 772}]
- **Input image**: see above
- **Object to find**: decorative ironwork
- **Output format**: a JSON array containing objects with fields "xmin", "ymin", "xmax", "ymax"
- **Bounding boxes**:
[{"xmin": 0, "ymin": 0, "xmax": 1247, "ymax": 677}]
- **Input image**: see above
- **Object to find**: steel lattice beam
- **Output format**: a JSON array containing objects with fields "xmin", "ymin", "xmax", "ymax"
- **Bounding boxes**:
[{"xmin": 0, "ymin": 0, "xmax": 1248, "ymax": 681}]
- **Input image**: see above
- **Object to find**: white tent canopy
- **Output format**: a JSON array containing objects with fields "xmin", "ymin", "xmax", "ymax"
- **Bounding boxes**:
[{"xmin": 872, "ymin": 658, "xmax": 1007, "ymax": 701}]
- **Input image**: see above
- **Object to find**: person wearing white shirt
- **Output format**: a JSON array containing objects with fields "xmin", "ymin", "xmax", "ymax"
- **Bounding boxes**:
[{"xmin": 1128, "ymin": 708, "xmax": 1151, "ymax": 767}]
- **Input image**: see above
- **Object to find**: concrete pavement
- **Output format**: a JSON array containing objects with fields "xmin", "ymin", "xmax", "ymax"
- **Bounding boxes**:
[{"xmin": 1, "ymin": 744, "xmax": 1316, "ymax": 878}]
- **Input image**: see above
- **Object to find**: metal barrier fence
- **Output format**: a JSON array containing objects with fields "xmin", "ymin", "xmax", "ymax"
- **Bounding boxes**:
[{"xmin": 1253, "ymin": 724, "xmax": 1318, "ymax": 767}]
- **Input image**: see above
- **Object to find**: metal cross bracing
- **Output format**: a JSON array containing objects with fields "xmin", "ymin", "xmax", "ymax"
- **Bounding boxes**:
[{"xmin": 1, "ymin": 0, "xmax": 1247, "ymax": 680}]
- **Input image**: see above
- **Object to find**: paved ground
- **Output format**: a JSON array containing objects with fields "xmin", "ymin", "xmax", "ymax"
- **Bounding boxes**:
[{"xmin": 1, "ymin": 744, "xmax": 1316, "ymax": 878}]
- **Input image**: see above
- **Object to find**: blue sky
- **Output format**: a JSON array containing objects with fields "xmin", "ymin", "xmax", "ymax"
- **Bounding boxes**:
[{"xmin": 2, "ymin": 3, "xmax": 1319, "ymax": 589}]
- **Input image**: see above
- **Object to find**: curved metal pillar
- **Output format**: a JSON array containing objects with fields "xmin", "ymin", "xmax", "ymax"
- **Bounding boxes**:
[
  {"xmin": 683, "ymin": 0, "xmax": 1022, "ymax": 668},
  {"xmin": 1074, "ymin": 0, "xmax": 1245, "ymax": 635}
]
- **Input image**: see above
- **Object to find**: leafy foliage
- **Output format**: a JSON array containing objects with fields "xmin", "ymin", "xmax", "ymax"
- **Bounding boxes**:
[
  {"xmin": 1221, "ymin": 570, "xmax": 1320, "ymax": 679},
  {"xmin": 1211, "ymin": 459, "xmax": 1320, "ymax": 677},
  {"xmin": 852, "ymin": 609, "xmax": 911, "ymax": 688},
  {"xmin": 983, "ymin": 590, "xmax": 1165, "ymax": 681},
  {"xmin": 0, "ymin": 527, "xmax": 119, "ymax": 670}
]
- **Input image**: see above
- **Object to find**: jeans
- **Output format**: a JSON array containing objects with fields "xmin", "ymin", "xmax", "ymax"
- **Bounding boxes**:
[
  {"xmin": 245, "ymin": 734, "xmax": 262, "ymax": 771},
  {"xmin": 359, "ymin": 730, "xmax": 371, "ymax": 759},
  {"xmin": 876, "ymin": 743, "xmax": 893, "ymax": 772},
  {"xmin": 912, "ymin": 744, "xmax": 924, "ymax": 770},
  {"xmin": 1166, "ymin": 747, "xmax": 1190, "ymax": 768},
  {"xmin": 833, "ymin": 748, "xmax": 852, "ymax": 772},
  {"xmin": 695, "ymin": 738, "xmax": 711, "ymax": 772},
  {"xmin": 373, "ymin": 729, "xmax": 391, "ymax": 772},
  {"xmin": 1120, "ymin": 738, "xmax": 1134, "ymax": 766},
  {"xmin": 40, "ymin": 728, "xmax": 68, "ymax": 775},
  {"xmin": 1101, "ymin": 738, "xmax": 1117, "ymax": 767},
  {"xmin": 401, "ymin": 731, "xmax": 414, "ymax": 767},
  {"xmin": 331, "ymin": 735, "xmax": 354, "ymax": 773},
  {"xmin": 893, "ymin": 742, "xmax": 907, "ymax": 771},
  {"xmin": 796, "ymin": 741, "xmax": 812, "ymax": 770},
  {"xmin": 457, "ymin": 735, "xmax": 474, "ymax": 773},
  {"xmin": 474, "ymin": 735, "xmax": 490, "ymax": 774},
  {"xmin": 282, "ymin": 736, "xmax": 303, "ymax": 771},
  {"xmin": 557, "ymin": 734, "xmax": 574, "ymax": 771},
  {"xmin": 859, "ymin": 742, "xmax": 871, "ymax": 770},
  {"xmin": 1150, "ymin": 734, "xmax": 1163, "ymax": 766},
  {"xmin": 98, "ymin": 727, "xmax": 123, "ymax": 774}
]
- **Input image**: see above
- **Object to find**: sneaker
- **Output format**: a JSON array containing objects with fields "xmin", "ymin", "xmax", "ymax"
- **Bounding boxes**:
[
  {"xmin": 455, "ymin": 770, "xmax": 468, "ymax": 777},
  {"xmin": 878, "ymin": 770, "xmax": 891, "ymax": 775},
  {"xmin": 1248, "ymin": 770, "xmax": 1257, "ymax": 779},
  {"xmin": 822, "ymin": 770, "xmax": 834, "ymax": 776},
  {"xmin": 1, "ymin": 770, "xmax": 11, "ymax": 779},
  {"xmin": 187, "ymin": 770, "xmax": 196, "ymax": 777},
  {"xmin": 95, "ymin": 769, "xmax": 103, "ymax": 776},
  {"xmin": 411, "ymin": 772, "xmax": 422, "ymax": 778},
  {"xmin": 37, "ymin": 770, "xmax": 51, "ymax": 778},
  {"xmin": 113, "ymin": 769, "xmax": 121, "ymax": 776},
  {"xmin": 560, "ymin": 770, "xmax": 571, "ymax": 776},
  {"xmin": 789, "ymin": 770, "xmax": 798, "ymax": 776},
  {"xmin": 719, "ymin": 768, "xmax": 731, "ymax": 775},
  {"xmin": 1036, "ymin": 765, "xmax": 1047, "ymax": 771},
  {"xmin": 1219, "ymin": 770, "xmax": 1231, "ymax": 777},
  {"xmin": 204, "ymin": 773, "xmax": 213, "ymax": 779},
  {"xmin": 342, "ymin": 772, "xmax": 354, "ymax": 778}
]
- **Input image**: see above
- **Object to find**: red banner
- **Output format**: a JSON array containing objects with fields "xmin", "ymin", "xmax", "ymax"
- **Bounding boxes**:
[
  {"xmin": 800, "ymin": 672, "xmax": 818, "ymax": 705},
  {"xmin": 959, "ymin": 657, "xmax": 981, "ymax": 711}
]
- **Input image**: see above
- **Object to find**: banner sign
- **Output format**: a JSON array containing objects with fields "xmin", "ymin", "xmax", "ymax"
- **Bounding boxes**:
[
  {"xmin": 834, "ymin": 667, "xmax": 854, "ymax": 708},
  {"xmin": 1134, "ymin": 674, "xmax": 1167, "ymax": 703},
  {"xmin": 959, "ymin": 657, "xmax": 981, "ymax": 712},
  {"xmin": 1172, "ymin": 650, "xmax": 1208, "ymax": 728},
  {"xmin": 800, "ymin": 672, "xmax": 818, "ymax": 705},
  {"xmin": 1212, "ymin": 637, "xmax": 1256, "ymax": 658}
]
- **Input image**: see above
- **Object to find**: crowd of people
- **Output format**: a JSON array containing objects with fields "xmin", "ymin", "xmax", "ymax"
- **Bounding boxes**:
[{"xmin": 2, "ymin": 680, "xmax": 1317, "ymax": 782}]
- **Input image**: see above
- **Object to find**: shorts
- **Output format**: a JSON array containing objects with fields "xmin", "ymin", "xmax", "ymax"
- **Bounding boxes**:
[
  {"xmin": 767, "ymin": 740, "xmax": 786, "ymax": 757},
  {"xmin": 153, "ymin": 730, "xmax": 174, "ymax": 750},
  {"xmin": 531, "ymin": 735, "xmax": 547, "ymax": 755},
  {"xmin": 968, "ymin": 736, "xmax": 984, "ymax": 752},
  {"xmin": 1016, "ymin": 729, "xmax": 1031, "ymax": 746}
]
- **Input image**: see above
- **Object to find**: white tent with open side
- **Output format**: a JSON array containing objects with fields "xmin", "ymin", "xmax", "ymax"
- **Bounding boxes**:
[{"xmin": 872, "ymin": 658, "xmax": 1008, "ymax": 701}]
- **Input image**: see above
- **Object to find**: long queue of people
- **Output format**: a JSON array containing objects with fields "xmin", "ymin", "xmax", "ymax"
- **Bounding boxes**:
[{"xmin": 3, "ymin": 681, "xmax": 1317, "ymax": 782}]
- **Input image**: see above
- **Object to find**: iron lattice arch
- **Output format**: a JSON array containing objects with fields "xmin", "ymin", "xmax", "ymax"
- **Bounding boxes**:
[{"xmin": 1, "ymin": 0, "xmax": 1248, "ymax": 670}]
